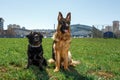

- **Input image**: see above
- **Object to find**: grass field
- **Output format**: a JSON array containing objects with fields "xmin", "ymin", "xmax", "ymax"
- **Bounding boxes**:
[{"xmin": 0, "ymin": 38, "xmax": 120, "ymax": 80}]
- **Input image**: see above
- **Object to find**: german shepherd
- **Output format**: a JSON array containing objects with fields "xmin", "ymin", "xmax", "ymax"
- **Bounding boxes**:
[
  {"xmin": 49, "ymin": 12, "xmax": 80, "ymax": 72},
  {"xmin": 51, "ymin": 12, "xmax": 72, "ymax": 72}
]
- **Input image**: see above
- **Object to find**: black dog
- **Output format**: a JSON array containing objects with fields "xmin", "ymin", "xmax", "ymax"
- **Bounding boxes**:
[{"xmin": 26, "ymin": 32, "xmax": 47, "ymax": 70}]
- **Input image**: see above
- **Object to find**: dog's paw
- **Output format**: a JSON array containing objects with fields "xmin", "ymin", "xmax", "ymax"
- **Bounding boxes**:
[
  {"xmin": 54, "ymin": 67, "xmax": 59, "ymax": 72},
  {"xmin": 48, "ymin": 58, "xmax": 55, "ymax": 64},
  {"xmin": 64, "ymin": 68, "xmax": 70, "ymax": 72},
  {"xmin": 25, "ymin": 64, "xmax": 30, "ymax": 69},
  {"xmin": 39, "ymin": 66, "xmax": 44, "ymax": 71}
]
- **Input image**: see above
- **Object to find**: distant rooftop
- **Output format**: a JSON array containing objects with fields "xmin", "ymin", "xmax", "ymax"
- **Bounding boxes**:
[
  {"xmin": 71, "ymin": 24, "xmax": 92, "ymax": 31},
  {"xmin": 0, "ymin": 18, "xmax": 4, "ymax": 22}
]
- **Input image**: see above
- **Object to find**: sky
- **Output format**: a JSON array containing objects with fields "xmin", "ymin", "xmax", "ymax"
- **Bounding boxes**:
[{"xmin": 0, "ymin": 0, "xmax": 120, "ymax": 30}]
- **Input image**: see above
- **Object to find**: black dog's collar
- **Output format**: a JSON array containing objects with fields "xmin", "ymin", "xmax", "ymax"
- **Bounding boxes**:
[{"xmin": 29, "ymin": 43, "xmax": 41, "ymax": 48}]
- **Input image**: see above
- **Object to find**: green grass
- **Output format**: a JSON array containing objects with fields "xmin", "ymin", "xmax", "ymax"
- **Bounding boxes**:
[{"xmin": 0, "ymin": 38, "xmax": 120, "ymax": 80}]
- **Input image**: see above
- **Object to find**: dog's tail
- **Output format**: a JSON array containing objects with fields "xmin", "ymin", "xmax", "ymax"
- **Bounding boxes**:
[
  {"xmin": 70, "ymin": 59, "xmax": 80, "ymax": 66},
  {"xmin": 48, "ymin": 58, "xmax": 80, "ymax": 66},
  {"xmin": 48, "ymin": 51, "xmax": 80, "ymax": 66},
  {"xmin": 68, "ymin": 51, "xmax": 80, "ymax": 66}
]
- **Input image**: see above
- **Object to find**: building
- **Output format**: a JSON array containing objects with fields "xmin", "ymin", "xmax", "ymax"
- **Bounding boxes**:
[
  {"xmin": 7, "ymin": 24, "xmax": 20, "ymax": 30},
  {"xmin": 101, "ymin": 20, "xmax": 120, "ymax": 38},
  {"xmin": 113, "ymin": 21, "xmax": 119, "ymax": 33},
  {"xmin": 7, "ymin": 24, "xmax": 30, "ymax": 38},
  {"xmin": 12, "ymin": 28, "xmax": 30, "ymax": 38},
  {"xmin": 71, "ymin": 24, "xmax": 93, "ymax": 38},
  {"xmin": 0, "ymin": 18, "xmax": 4, "ymax": 37},
  {"xmin": 0, "ymin": 22, "xmax": 30, "ymax": 38},
  {"xmin": 104, "ymin": 25, "xmax": 113, "ymax": 32},
  {"xmin": 33, "ymin": 29, "xmax": 55, "ymax": 38},
  {"xmin": 0, "ymin": 18, "xmax": 4, "ymax": 30},
  {"xmin": 1, "ymin": 17, "xmax": 120, "ymax": 38}
]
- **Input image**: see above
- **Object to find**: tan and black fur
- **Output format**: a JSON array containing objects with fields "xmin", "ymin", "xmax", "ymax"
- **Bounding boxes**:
[
  {"xmin": 49, "ymin": 12, "xmax": 80, "ymax": 72},
  {"xmin": 52, "ymin": 12, "xmax": 72, "ymax": 72}
]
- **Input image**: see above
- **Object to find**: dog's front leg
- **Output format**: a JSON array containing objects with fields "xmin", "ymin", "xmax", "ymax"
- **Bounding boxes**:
[
  {"xmin": 27, "ymin": 58, "xmax": 32, "ymax": 68},
  {"xmin": 39, "ymin": 60, "xmax": 43, "ymax": 71},
  {"xmin": 54, "ymin": 51, "xmax": 60, "ymax": 72},
  {"xmin": 64, "ymin": 50, "xmax": 69, "ymax": 71}
]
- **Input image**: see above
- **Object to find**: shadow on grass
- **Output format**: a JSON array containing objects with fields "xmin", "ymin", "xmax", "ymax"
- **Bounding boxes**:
[
  {"xmin": 29, "ymin": 66, "xmax": 49, "ymax": 80},
  {"xmin": 61, "ymin": 66, "xmax": 93, "ymax": 80}
]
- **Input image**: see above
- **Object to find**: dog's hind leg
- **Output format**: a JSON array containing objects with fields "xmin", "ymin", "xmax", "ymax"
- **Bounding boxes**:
[
  {"xmin": 43, "ymin": 58, "xmax": 47, "ymax": 66},
  {"xmin": 38, "ymin": 61, "xmax": 43, "ymax": 71}
]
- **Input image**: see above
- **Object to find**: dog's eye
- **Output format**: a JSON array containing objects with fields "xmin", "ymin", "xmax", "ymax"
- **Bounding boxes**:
[
  {"xmin": 66, "ymin": 22, "xmax": 70, "ymax": 25},
  {"xmin": 59, "ymin": 21, "xmax": 63, "ymax": 25}
]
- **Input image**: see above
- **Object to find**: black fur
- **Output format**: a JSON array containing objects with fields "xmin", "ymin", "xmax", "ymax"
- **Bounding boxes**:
[{"xmin": 26, "ymin": 32, "xmax": 47, "ymax": 70}]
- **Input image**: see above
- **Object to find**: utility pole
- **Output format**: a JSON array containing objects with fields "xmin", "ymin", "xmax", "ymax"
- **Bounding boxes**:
[{"xmin": 54, "ymin": 24, "xmax": 55, "ymax": 31}]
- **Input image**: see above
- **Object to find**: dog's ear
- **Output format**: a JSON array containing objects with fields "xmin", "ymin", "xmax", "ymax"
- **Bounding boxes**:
[
  {"xmin": 66, "ymin": 12, "xmax": 71, "ymax": 22},
  {"xmin": 26, "ymin": 32, "xmax": 32, "ymax": 38},
  {"xmin": 58, "ymin": 12, "xmax": 63, "ymax": 21},
  {"xmin": 26, "ymin": 34, "xmax": 29, "ymax": 38},
  {"xmin": 39, "ymin": 32, "xmax": 43, "ymax": 38},
  {"xmin": 30, "ymin": 31, "xmax": 33, "ymax": 34}
]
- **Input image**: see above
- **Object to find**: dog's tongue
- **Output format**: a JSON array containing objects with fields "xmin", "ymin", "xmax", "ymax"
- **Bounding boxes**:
[{"xmin": 64, "ymin": 30, "xmax": 68, "ymax": 33}]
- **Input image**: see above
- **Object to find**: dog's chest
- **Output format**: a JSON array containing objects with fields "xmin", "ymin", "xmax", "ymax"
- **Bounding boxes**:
[
  {"xmin": 28, "ymin": 46, "xmax": 43, "ymax": 55},
  {"xmin": 28, "ymin": 46, "xmax": 43, "ymax": 59},
  {"xmin": 30, "ymin": 48, "xmax": 41, "ymax": 52},
  {"xmin": 55, "ymin": 40, "xmax": 70, "ymax": 49}
]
